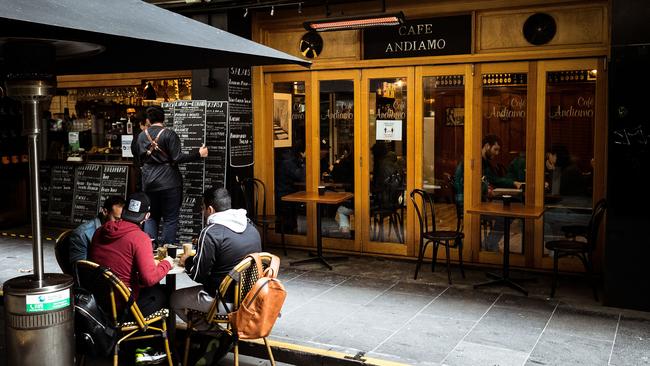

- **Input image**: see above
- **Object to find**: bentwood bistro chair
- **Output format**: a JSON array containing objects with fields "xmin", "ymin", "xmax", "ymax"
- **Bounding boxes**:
[
  {"xmin": 54, "ymin": 229, "xmax": 73, "ymax": 274},
  {"xmin": 545, "ymin": 198, "xmax": 607, "ymax": 301},
  {"xmin": 240, "ymin": 178, "xmax": 287, "ymax": 255},
  {"xmin": 410, "ymin": 189, "xmax": 465, "ymax": 283},
  {"xmin": 182, "ymin": 252, "xmax": 280, "ymax": 366},
  {"xmin": 75, "ymin": 260, "xmax": 173, "ymax": 366}
]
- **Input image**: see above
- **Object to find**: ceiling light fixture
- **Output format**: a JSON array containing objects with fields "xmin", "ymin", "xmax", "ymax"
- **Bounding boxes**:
[
  {"xmin": 243, "ymin": 8, "xmax": 248, "ymax": 17},
  {"xmin": 270, "ymin": 6, "xmax": 274, "ymax": 16},
  {"xmin": 304, "ymin": 11, "xmax": 405, "ymax": 32}
]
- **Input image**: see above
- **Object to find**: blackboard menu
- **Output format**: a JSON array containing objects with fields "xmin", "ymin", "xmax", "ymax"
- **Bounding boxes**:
[
  {"xmin": 228, "ymin": 67, "xmax": 254, "ymax": 167},
  {"xmin": 100, "ymin": 165, "xmax": 129, "ymax": 204},
  {"xmin": 205, "ymin": 101, "xmax": 228, "ymax": 190},
  {"xmin": 48, "ymin": 165, "xmax": 75, "ymax": 224},
  {"xmin": 39, "ymin": 164, "xmax": 51, "ymax": 222},
  {"xmin": 171, "ymin": 100, "xmax": 207, "ymax": 243},
  {"xmin": 72, "ymin": 164, "xmax": 102, "ymax": 224},
  {"xmin": 39, "ymin": 164, "xmax": 129, "ymax": 226},
  {"xmin": 161, "ymin": 102, "xmax": 174, "ymax": 126}
]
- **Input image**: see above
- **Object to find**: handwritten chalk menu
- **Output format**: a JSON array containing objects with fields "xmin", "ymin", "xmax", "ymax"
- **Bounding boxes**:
[
  {"xmin": 161, "ymin": 102, "xmax": 174, "ymax": 126},
  {"xmin": 205, "ymin": 101, "xmax": 228, "ymax": 189},
  {"xmin": 48, "ymin": 165, "xmax": 75, "ymax": 224},
  {"xmin": 171, "ymin": 100, "xmax": 207, "ymax": 243},
  {"xmin": 38, "ymin": 164, "xmax": 128, "ymax": 226},
  {"xmin": 72, "ymin": 164, "xmax": 103, "ymax": 224},
  {"xmin": 228, "ymin": 67, "xmax": 254, "ymax": 167},
  {"xmin": 39, "ymin": 164, "xmax": 51, "ymax": 222},
  {"xmin": 100, "ymin": 165, "xmax": 129, "ymax": 204}
]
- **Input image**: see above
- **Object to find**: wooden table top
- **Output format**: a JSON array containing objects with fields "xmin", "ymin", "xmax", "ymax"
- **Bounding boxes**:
[
  {"xmin": 467, "ymin": 202, "xmax": 545, "ymax": 219},
  {"xmin": 281, "ymin": 191, "xmax": 353, "ymax": 205}
]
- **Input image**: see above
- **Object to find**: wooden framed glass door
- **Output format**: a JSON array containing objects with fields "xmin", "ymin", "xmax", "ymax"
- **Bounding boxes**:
[
  {"xmin": 414, "ymin": 65, "xmax": 473, "ymax": 266},
  {"xmin": 361, "ymin": 67, "xmax": 415, "ymax": 256},
  {"xmin": 312, "ymin": 70, "xmax": 362, "ymax": 253}
]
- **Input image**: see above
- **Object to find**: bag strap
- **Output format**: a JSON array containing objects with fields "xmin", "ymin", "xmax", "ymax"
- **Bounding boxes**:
[
  {"xmin": 144, "ymin": 127, "xmax": 170, "ymax": 161},
  {"xmin": 246, "ymin": 253, "xmax": 265, "ymax": 279}
]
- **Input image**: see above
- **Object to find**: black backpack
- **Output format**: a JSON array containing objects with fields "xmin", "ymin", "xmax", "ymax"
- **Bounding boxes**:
[{"xmin": 73, "ymin": 265, "xmax": 133, "ymax": 357}]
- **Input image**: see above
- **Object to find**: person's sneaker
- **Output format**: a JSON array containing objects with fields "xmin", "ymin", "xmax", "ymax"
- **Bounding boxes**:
[{"xmin": 135, "ymin": 347, "xmax": 167, "ymax": 365}]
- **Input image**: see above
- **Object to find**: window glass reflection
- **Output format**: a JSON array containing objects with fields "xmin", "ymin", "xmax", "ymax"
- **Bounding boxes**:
[
  {"xmin": 480, "ymin": 73, "xmax": 527, "ymax": 253},
  {"xmin": 273, "ymin": 81, "xmax": 306, "ymax": 236},
  {"xmin": 543, "ymin": 70, "xmax": 596, "ymax": 254},
  {"xmin": 319, "ymin": 80, "xmax": 355, "ymax": 239},
  {"xmin": 368, "ymin": 77, "xmax": 407, "ymax": 244}
]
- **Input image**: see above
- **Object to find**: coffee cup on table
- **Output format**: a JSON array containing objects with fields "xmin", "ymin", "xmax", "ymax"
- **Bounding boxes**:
[
  {"xmin": 318, "ymin": 185, "xmax": 325, "ymax": 195},
  {"xmin": 502, "ymin": 195, "xmax": 512, "ymax": 207},
  {"xmin": 183, "ymin": 243, "xmax": 193, "ymax": 256},
  {"xmin": 165, "ymin": 244, "xmax": 178, "ymax": 258}
]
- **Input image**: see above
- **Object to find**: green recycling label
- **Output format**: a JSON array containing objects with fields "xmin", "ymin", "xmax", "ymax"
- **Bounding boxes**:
[{"xmin": 26, "ymin": 289, "xmax": 71, "ymax": 312}]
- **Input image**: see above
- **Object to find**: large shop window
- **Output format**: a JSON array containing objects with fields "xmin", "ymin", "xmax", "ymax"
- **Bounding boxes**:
[
  {"xmin": 480, "ymin": 73, "xmax": 528, "ymax": 253},
  {"xmin": 368, "ymin": 77, "xmax": 407, "ymax": 244},
  {"xmin": 319, "ymin": 80, "xmax": 355, "ymax": 240},
  {"xmin": 543, "ymin": 70, "xmax": 596, "ymax": 254},
  {"xmin": 422, "ymin": 75, "xmax": 465, "ymax": 234},
  {"xmin": 273, "ymin": 81, "xmax": 307, "ymax": 236}
]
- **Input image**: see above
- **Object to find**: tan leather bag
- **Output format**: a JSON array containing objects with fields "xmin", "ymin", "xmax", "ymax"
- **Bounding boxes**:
[{"xmin": 229, "ymin": 253, "xmax": 286, "ymax": 339}]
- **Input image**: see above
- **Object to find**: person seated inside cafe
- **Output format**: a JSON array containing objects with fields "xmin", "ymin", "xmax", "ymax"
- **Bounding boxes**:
[
  {"xmin": 68, "ymin": 195, "xmax": 125, "ymax": 267},
  {"xmin": 170, "ymin": 187, "xmax": 261, "ymax": 328},
  {"xmin": 89, "ymin": 192, "xmax": 173, "ymax": 317}
]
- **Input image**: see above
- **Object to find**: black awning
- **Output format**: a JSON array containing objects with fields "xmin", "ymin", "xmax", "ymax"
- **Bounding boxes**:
[{"xmin": 0, "ymin": 0, "xmax": 310, "ymax": 74}]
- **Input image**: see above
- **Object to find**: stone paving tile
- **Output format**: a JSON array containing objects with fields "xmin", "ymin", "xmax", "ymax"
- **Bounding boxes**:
[
  {"xmin": 443, "ymin": 340, "xmax": 529, "ymax": 366},
  {"xmin": 493, "ymin": 293, "xmax": 558, "ymax": 314},
  {"xmin": 316, "ymin": 276, "xmax": 396, "ymax": 305},
  {"xmin": 373, "ymin": 314, "xmax": 474, "ymax": 364},
  {"xmin": 422, "ymin": 287, "xmax": 499, "ymax": 322},
  {"xmin": 609, "ymin": 316, "xmax": 650, "ymax": 366},
  {"xmin": 368, "ymin": 289, "xmax": 438, "ymax": 312},
  {"xmin": 280, "ymin": 279, "xmax": 337, "ymax": 314},
  {"xmin": 387, "ymin": 281, "xmax": 447, "ymax": 297},
  {"xmin": 313, "ymin": 321, "xmax": 395, "ymax": 353},
  {"xmin": 464, "ymin": 306, "xmax": 549, "ymax": 353},
  {"xmin": 272, "ymin": 299, "xmax": 361, "ymax": 341},
  {"xmin": 276, "ymin": 267, "xmax": 307, "ymax": 282},
  {"xmin": 347, "ymin": 298, "xmax": 431, "ymax": 330},
  {"xmin": 546, "ymin": 305, "xmax": 619, "ymax": 342},
  {"xmin": 366, "ymin": 350, "xmax": 441, "ymax": 366},
  {"xmin": 525, "ymin": 329, "xmax": 612, "ymax": 366},
  {"xmin": 292, "ymin": 270, "xmax": 350, "ymax": 285}
]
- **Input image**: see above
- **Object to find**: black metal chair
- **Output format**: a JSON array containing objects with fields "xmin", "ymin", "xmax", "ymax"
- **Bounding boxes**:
[
  {"xmin": 240, "ymin": 178, "xmax": 286, "ymax": 255},
  {"xmin": 545, "ymin": 198, "xmax": 606, "ymax": 301},
  {"xmin": 370, "ymin": 173, "xmax": 405, "ymax": 243},
  {"xmin": 410, "ymin": 189, "xmax": 465, "ymax": 283}
]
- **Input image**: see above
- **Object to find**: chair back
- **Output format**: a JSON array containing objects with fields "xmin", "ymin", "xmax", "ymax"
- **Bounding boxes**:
[
  {"xmin": 54, "ymin": 230, "xmax": 73, "ymax": 275},
  {"xmin": 240, "ymin": 178, "xmax": 268, "ymax": 224},
  {"xmin": 410, "ymin": 189, "xmax": 436, "ymax": 235},
  {"xmin": 586, "ymin": 198, "xmax": 607, "ymax": 252},
  {"xmin": 207, "ymin": 252, "xmax": 276, "ymax": 323},
  {"xmin": 75, "ymin": 260, "xmax": 146, "ymax": 328}
]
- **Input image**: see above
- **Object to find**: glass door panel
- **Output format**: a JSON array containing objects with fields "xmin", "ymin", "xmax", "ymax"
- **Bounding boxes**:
[
  {"xmin": 480, "ymin": 73, "xmax": 528, "ymax": 253},
  {"xmin": 273, "ymin": 81, "xmax": 307, "ymax": 236},
  {"xmin": 543, "ymin": 69, "xmax": 596, "ymax": 254},
  {"xmin": 422, "ymin": 75, "xmax": 465, "ymax": 234},
  {"xmin": 319, "ymin": 80, "xmax": 355, "ymax": 240},
  {"xmin": 368, "ymin": 77, "xmax": 407, "ymax": 244}
]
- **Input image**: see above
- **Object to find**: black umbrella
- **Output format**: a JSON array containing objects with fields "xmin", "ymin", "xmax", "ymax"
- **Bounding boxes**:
[
  {"xmin": 0, "ymin": 0, "xmax": 309, "ymax": 284},
  {"xmin": 0, "ymin": 0, "xmax": 310, "ymax": 73}
]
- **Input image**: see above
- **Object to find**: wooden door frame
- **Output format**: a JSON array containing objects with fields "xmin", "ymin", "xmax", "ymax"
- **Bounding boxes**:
[
  {"xmin": 360, "ymin": 67, "xmax": 415, "ymax": 257},
  {"xmin": 311, "ymin": 70, "xmax": 363, "ymax": 253}
]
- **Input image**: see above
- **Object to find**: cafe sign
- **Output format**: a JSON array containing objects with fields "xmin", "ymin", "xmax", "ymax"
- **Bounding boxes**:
[{"xmin": 363, "ymin": 15, "xmax": 472, "ymax": 60}]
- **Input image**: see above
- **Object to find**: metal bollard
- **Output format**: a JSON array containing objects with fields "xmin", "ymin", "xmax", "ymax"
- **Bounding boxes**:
[{"xmin": 3, "ymin": 273, "xmax": 74, "ymax": 366}]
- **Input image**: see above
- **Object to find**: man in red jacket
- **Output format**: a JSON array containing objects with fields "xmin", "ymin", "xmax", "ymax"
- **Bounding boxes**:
[{"xmin": 90, "ymin": 192, "xmax": 173, "ymax": 316}]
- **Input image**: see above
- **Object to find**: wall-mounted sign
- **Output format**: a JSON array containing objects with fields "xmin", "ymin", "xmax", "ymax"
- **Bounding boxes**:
[
  {"xmin": 376, "ymin": 119, "xmax": 403, "ymax": 141},
  {"xmin": 363, "ymin": 15, "xmax": 472, "ymax": 60}
]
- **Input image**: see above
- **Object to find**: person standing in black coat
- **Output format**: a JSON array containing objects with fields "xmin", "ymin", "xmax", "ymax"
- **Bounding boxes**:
[{"xmin": 133, "ymin": 106, "xmax": 208, "ymax": 247}]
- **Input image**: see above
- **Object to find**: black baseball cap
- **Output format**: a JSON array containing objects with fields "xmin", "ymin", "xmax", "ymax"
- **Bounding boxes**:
[{"xmin": 121, "ymin": 192, "xmax": 150, "ymax": 223}]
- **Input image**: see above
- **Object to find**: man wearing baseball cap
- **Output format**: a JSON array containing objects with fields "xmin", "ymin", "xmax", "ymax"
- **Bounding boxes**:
[{"xmin": 89, "ymin": 192, "xmax": 173, "ymax": 316}]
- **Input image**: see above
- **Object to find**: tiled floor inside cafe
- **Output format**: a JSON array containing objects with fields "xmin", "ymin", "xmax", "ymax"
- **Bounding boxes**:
[{"xmin": 1, "ymin": 235, "xmax": 650, "ymax": 365}]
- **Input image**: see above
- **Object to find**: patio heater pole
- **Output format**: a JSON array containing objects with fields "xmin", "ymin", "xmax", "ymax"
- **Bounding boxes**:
[{"xmin": 3, "ymin": 41, "xmax": 75, "ymax": 365}]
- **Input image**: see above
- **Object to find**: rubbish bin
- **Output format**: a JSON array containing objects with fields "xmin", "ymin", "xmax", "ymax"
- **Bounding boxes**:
[{"xmin": 3, "ymin": 273, "xmax": 74, "ymax": 366}]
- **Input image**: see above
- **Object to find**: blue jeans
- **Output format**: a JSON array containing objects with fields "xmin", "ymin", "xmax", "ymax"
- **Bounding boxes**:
[{"xmin": 144, "ymin": 186, "xmax": 182, "ymax": 247}]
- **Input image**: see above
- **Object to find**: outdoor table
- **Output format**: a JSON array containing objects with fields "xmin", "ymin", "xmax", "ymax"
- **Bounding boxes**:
[
  {"xmin": 468, "ymin": 202, "xmax": 544, "ymax": 296},
  {"xmin": 282, "ymin": 191, "xmax": 353, "ymax": 270},
  {"xmin": 164, "ymin": 259, "xmax": 185, "ymax": 358}
]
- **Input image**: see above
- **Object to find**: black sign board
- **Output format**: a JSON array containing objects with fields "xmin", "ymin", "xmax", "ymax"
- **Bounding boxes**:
[
  {"xmin": 363, "ymin": 15, "xmax": 472, "ymax": 60},
  {"xmin": 39, "ymin": 164, "xmax": 51, "ymax": 222},
  {"xmin": 171, "ymin": 100, "xmax": 207, "ymax": 243},
  {"xmin": 205, "ymin": 101, "xmax": 228, "ymax": 190},
  {"xmin": 228, "ymin": 67, "xmax": 254, "ymax": 167},
  {"xmin": 100, "ymin": 165, "xmax": 129, "ymax": 204},
  {"xmin": 72, "ymin": 164, "xmax": 103, "ymax": 224},
  {"xmin": 48, "ymin": 165, "xmax": 75, "ymax": 224}
]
